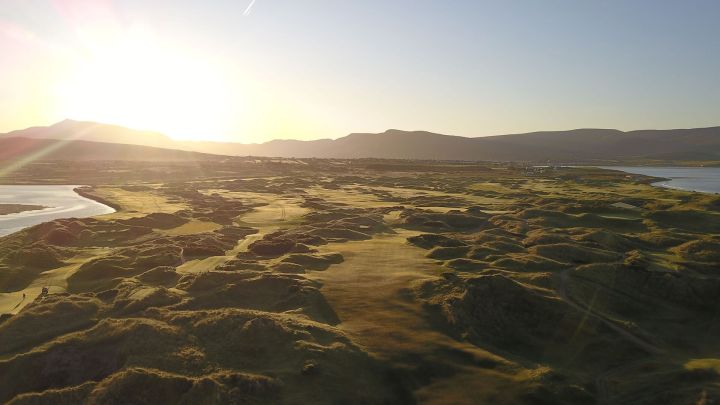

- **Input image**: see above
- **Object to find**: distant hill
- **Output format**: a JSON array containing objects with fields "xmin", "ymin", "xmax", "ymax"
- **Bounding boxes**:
[
  {"xmin": 0, "ymin": 137, "xmax": 224, "ymax": 162},
  {"xmin": 2, "ymin": 119, "xmax": 172, "ymax": 149},
  {"xmin": 3, "ymin": 120, "xmax": 720, "ymax": 162},
  {"xmin": 178, "ymin": 127, "xmax": 720, "ymax": 162},
  {"xmin": 478, "ymin": 127, "xmax": 720, "ymax": 162}
]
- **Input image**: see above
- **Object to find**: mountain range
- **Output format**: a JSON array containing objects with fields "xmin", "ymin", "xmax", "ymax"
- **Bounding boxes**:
[
  {"xmin": 2, "ymin": 119, "xmax": 719, "ymax": 162},
  {"xmin": 0, "ymin": 136, "xmax": 219, "ymax": 162}
]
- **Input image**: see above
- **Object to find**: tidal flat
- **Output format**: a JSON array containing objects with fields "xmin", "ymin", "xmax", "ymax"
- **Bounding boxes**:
[
  {"xmin": 0, "ymin": 185, "xmax": 115, "ymax": 236},
  {"xmin": 0, "ymin": 204, "xmax": 46, "ymax": 216},
  {"xmin": 0, "ymin": 159, "xmax": 718, "ymax": 404}
]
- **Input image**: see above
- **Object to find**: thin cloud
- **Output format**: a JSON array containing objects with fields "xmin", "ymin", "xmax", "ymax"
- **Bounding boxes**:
[{"xmin": 243, "ymin": 0, "xmax": 257, "ymax": 16}]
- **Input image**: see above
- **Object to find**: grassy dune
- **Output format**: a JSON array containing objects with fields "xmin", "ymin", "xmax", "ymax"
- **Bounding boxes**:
[{"xmin": 0, "ymin": 159, "xmax": 718, "ymax": 403}]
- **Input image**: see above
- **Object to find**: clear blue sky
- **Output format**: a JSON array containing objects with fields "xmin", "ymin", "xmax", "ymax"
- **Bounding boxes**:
[{"xmin": 1, "ymin": 0, "xmax": 719, "ymax": 142}]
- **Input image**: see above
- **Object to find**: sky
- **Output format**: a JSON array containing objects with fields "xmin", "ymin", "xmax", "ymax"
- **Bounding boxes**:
[{"xmin": 1, "ymin": 0, "xmax": 719, "ymax": 143}]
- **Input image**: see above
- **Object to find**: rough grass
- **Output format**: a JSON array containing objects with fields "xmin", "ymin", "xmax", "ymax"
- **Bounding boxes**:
[{"xmin": 1, "ymin": 163, "xmax": 718, "ymax": 404}]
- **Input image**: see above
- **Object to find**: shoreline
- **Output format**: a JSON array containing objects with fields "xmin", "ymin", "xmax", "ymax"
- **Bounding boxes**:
[
  {"xmin": 0, "ymin": 204, "xmax": 48, "ymax": 216},
  {"xmin": 73, "ymin": 186, "xmax": 122, "ymax": 211},
  {"xmin": 596, "ymin": 166, "xmax": 720, "ymax": 195},
  {"xmin": 0, "ymin": 185, "xmax": 116, "ymax": 237}
]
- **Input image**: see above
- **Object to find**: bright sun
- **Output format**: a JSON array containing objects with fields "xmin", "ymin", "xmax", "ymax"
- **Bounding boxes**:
[{"xmin": 55, "ymin": 28, "xmax": 234, "ymax": 141}]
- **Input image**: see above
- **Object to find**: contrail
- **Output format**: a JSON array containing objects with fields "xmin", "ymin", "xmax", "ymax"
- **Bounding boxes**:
[{"xmin": 243, "ymin": 0, "xmax": 257, "ymax": 16}]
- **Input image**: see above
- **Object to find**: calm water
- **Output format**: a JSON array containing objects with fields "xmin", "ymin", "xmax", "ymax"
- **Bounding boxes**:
[
  {"xmin": 0, "ymin": 185, "xmax": 115, "ymax": 237},
  {"xmin": 601, "ymin": 166, "xmax": 720, "ymax": 194}
]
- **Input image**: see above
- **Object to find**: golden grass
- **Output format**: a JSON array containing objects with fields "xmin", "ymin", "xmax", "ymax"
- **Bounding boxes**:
[
  {"xmin": 159, "ymin": 220, "xmax": 222, "ymax": 236},
  {"xmin": 308, "ymin": 230, "xmax": 528, "ymax": 399},
  {"xmin": 685, "ymin": 358, "xmax": 720, "ymax": 373},
  {"xmin": 91, "ymin": 187, "xmax": 187, "ymax": 220},
  {"xmin": 176, "ymin": 195, "xmax": 307, "ymax": 273},
  {"xmin": 1, "ymin": 163, "xmax": 718, "ymax": 403},
  {"xmin": 0, "ymin": 248, "xmax": 109, "ymax": 314}
]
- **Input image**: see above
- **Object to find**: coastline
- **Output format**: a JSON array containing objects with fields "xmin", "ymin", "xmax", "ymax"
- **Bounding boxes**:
[
  {"xmin": 597, "ymin": 166, "xmax": 720, "ymax": 194},
  {"xmin": 0, "ymin": 204, "xmax": 48, "ymax": 216},
  {"xmin": 0, "ymin": 185, "xmax": 116, "ymax": 237},
  {"xmin": 73, "ymin": 186, "xmax": 122, "ymax": 211}
]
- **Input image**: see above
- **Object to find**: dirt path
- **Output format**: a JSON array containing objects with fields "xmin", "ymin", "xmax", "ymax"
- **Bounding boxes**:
[{"xmin": 310, "ymin": 230, "xmax": 527, "ymax": 403}]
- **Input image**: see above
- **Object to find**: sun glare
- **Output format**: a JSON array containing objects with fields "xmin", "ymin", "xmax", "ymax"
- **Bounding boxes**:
[{"xmin": 55, "ymin": 28, "xmax": 234, "ymax": 141}]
